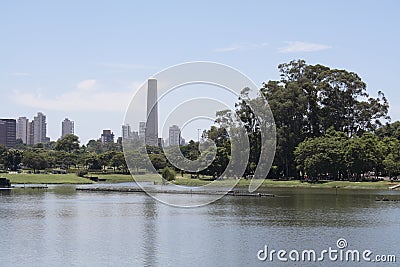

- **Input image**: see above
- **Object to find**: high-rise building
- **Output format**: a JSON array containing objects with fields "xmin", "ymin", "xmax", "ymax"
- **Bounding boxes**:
[
  {"xmin": 0, "ymin": 119, "xmax": 16, "ymax": 148},
  {"xmin": 101, "ymin": 130, "xmax": 114, "ymax": 143},
  {"xmin": 122, "ymin": 124, "xmax": 131, "ymax": 140},
  {"xmin": 16, "ymin": 117, "xmax": 29, "ymax": 144},
  {"xmin": 122, "ymin": 124, "xmax": 140, "ymax": 142},
  {"xmin": 28, "ymin": 121, "xmax": 34, "ymax": 145},
  {"xmin": 61, "ymin": 118, "xmax": 74, "ymax": 138},
  {"xmin": 168, "ymin": 125, "xmax": 181, "ymax": 146},
  {"xmin": 33, "ymin": 112, "xmax": 47, "ymax": 144},
  {"xmin": 145, "ymin": 78, "xmax": 158, "ymax": 146},
  {"xmin": 139, "ymin": 121, "xmax": 146, "ymax": 139}
]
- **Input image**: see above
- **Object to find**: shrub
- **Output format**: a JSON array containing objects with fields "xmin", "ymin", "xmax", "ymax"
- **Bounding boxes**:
[
  {"xmin": 161, "ymin": 167, "xmax": 176, "ymax": 181},
  {"xmin": 76, "ymin": 169, "xmax": 88, "ymax": 177}
]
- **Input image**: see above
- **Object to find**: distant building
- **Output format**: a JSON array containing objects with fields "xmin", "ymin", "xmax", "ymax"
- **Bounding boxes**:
[
  {"xmin": 132, "ymin": 131, "xmax": 139, "ymax": 140},
  {"xmin": 168, "ymin": 125, "xmax": 181, "ymax": 146},
  {"xmin": 180, "ymin": 137, "xmax": 186, "ymax": 146},
  {"xmin": 117, "ymin": 136, "xmax": 123, "ymax": 145},
  {"xmin": 33, "ymin": 112, "xmax": 47, "ymax": 144},
  {"xmin": 0, "ymin": 119, "xmax": 16, "ymax": 148},
  {"xmin": 28, "ymin": 121, "xmax": 34, "ymax": 145},
  {"xmin": 139, "ymin": 121, "xmax": 146, "ymax": 139},
  {"xmin": 101, "ymin": 130, "xmax": 114, "ymax": 143},
  {"xmin": 61, "ymin": 118, "xmax": 74, "ymax": 138},
  {"xmin": 122, "ymin": 124, "xmax": 139, "ymax": 142},
  {"xmin": 158, "ymin": 137, "xmax": 164, "ymax": 148},
  {"xmin": 145, "ymin": 79, "xmax": 158, "ymax": 146},
  {"xmin": 122, "ymin": 124, "xmax": 132, "ymax": 140},
  {"xmin": 16, "ymin": 117, "xmax": 29, "ymax": 144}
]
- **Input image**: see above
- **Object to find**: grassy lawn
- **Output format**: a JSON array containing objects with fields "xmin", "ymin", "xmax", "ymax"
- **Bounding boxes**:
[
  {"xmin": 3, "ymin": 173, "xmax": 94, "ymax": 184},
  {"xmin": 172, "ymin": 177, "xmax": 398, "ymax": 190},
  {"xmin": 97, "ymin": 173, "xmax": 160, "ymax": 183},
  {"xmin": 2, "ymin": 172, "xmax": 161, "ymax": 184},
  {"xmin": 2, "ymin": 172, "xmax": 399, "ymax": 190}
]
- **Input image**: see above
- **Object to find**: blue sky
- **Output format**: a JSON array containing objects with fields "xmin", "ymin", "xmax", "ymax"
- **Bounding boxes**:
[{"xmin": 1, "ymin": 0, "xmax": 399, "ymax": 143}]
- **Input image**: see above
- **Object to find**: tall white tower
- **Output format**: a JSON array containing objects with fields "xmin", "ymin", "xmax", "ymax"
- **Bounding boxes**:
[{"xmin": 145, "ymin": 78, "xmax": 158, "ymax": 146}]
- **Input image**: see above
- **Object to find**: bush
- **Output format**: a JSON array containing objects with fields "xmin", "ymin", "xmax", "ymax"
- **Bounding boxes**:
[
  {"xmin": 161, "ymin": 167, "xmax": 176, "ymax": 181},
  {"xmin": 76, "ymin": 169, "xmax": 88, "ymax": 177}
]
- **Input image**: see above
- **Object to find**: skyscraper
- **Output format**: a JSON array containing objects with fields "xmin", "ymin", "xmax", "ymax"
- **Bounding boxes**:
[
  {"xmin": 101, "ymin": 130, "xmax": 114, "ymax": 143},
  {"xmin": 28, "ymin": 121, "xmax": 34, "ymax": 145},
  {"xmin": 168, "ymin": 125, "xmax": 181, "ymax": 146},
  {"xmin": 122, "ymin": 124, "xmax": 131, "ymax": 140},
  {"xmin": 145, "ymin": 78, "xmax": 158, "ymax": 146},
  {"xmin": 16, "ymin": 117, "xmax": 29, "ymax": 144},
  {"xmin": 33, "ymin": 112, "xmax": 47, "ymax": 144},
  {"xmin": 61, "ymin": 118, "xmax": 74, "ymax": 138},
  {"xmin": 139, "ymin": 121, "xmax": 146, "ymax": 139},
  {"xmin": 0, "ymin": 119, "xmax": 16, "ymax": 148}
]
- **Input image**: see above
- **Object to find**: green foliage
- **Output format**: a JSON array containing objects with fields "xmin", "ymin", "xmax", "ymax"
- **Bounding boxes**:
[
  {"xmin": 258, "ymin": 60, "xmax": 389, "ymax": 178},
  {"xmin": 76, "ymin": 169, "xmax": 88, "ymax": 177},
  {"xmin": 22, "ymin": 151, "xmax": 48, "ymax": 172},
  {"xmin": 55, "ymin": 134, "xmax": 80, "ymax": 152},
  {"xmin": 148, "ymin": 153, "xmax": 167, "ymax": 170},
  {"xmin": 161, "ymin": 167, "xmax": 176, "ymax": 181},
  {"xmin": 3, "ymin": 149, "xmax": 23, "ymax": 171},
  {"xmin": 110, "ymin": 152, "xmax": 128, "ymax": 173}
]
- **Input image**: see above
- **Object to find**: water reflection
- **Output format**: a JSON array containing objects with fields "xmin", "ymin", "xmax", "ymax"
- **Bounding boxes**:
[
  {"xmin": 0, "ymin": 186, "xmax": 399, "ymax": 266},
  {"xmin": 142, "ymin": 197, "xmax": 158, "ymax": 267}
]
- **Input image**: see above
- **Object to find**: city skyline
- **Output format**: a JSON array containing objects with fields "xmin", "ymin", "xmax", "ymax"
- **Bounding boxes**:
[
  {"xmin": 1, "ymin": 1, "xmax": 399, "ymax": 144},
  {"xmin": 5, "ymin": 110, "xmax": 193, "ymax": 146}
]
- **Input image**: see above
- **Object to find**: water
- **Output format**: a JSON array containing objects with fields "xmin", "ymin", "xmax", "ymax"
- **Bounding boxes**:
[{"xmin": 0, "ymin": 186, "xmax": 399, "ymax": 266}]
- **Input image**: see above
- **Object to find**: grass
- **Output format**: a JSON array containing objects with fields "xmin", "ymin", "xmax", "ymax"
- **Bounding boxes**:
[
  {"xmin": 97, "ymin": 173, "xmax": 160, "ymax": 183},
  {"xmin": 1, "ymin": 172, "xmax": 163, "ymax": 184},
  {"xmin": 3, "ymin": 173, "xmax": 95, "ymax": 184},
  {"xmin": 2, "ymin": 172, "xmax": 399, "ymax": 190},
  {"xmin": 171, "ymin": 177, "xmax": 399, "ymax": 190}
]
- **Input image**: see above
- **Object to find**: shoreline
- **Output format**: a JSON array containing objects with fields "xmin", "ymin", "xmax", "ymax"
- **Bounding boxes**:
[
  {"xmin": 171, "ymin": 178, "xmax": 400, "ymax": 190},
  {"xmin": 2, "ymin": 173, "xmax": 400, "ymax": 190}
]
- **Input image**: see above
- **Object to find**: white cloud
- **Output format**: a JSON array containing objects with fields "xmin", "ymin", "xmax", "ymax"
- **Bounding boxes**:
[
  {"xmin": 214, "ymin": 42, "xmax": 268, "ymax": 52},
  {"xmin": 278, "ymin": 41, "xmax": 332, "ymax": 53},
  {"xmin": 77, "ymin": 79, "xmax": 96, "ymax": 91},
  {"xmin": 12, "ymin": 80, "xmax": 142, "ymax": 112}
]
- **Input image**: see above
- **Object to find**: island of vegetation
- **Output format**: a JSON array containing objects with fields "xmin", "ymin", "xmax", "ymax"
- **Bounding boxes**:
[{"xmin": 1, "ymin": 60, "xmax": 400, "ymax": 190}]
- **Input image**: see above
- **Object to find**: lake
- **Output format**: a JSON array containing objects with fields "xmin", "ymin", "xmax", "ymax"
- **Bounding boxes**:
[{"xmin": 1, "ymin": 185, "xmax": 399, "ymax": 266}]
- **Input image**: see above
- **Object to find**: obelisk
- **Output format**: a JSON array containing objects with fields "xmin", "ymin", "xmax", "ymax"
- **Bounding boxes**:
[{"xmin": 145, "ymin": 78, "xmax": 158, "ymax": 146}]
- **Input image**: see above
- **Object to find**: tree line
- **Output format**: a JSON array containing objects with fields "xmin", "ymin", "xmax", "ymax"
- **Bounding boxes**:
[
  {"xmin": 2, "ymin": 60, "xmax": 398, "ymax": 181},
  {"xmin": 200, "ymin": 60, "xmax": 396, "ymax": 181},
  {"xmin": 0, "ymin": 135, "xmax": 128, "ymax": 174}
]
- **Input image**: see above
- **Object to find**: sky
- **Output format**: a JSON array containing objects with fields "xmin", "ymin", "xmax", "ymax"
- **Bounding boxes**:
[{"xmin": 1, "ymin": 0, "xmax": 399, "ymax": 144}]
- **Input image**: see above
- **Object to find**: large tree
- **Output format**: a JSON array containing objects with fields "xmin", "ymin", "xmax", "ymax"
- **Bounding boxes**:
[
  {"xmin": 22, "ymin": 151, "xmax": 48, "ymax": 173},
  {"xmin": 261, "ymin": 60, "xmax": 389, "ymax": 178},
  {"xmin": 55, "ymin": 134, "xmax": 80, "ymax": 153}
]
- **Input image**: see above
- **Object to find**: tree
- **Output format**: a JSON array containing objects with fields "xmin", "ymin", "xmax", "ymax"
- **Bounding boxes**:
[
  {"xmin": 99, "ymin": 151, "xmax": 116, "ymax": 170},
  {"xmin": 124, "ymin": 149, "xmax": 147, "ymax": 172},
  {"xmin": 294, "ymin": 129, "xmax": 347, "ymax": 180},
  {"xmin": 0, "ymin": 144, "xmax": 7, "ymax": 168},
  {"xmin": 82, "ymin": 153, "xmax": 101, "ymax": 170},
  {"xmin": 261, "ymin": 60, "xmax": 389, "ymax": 178},
  {"xmin": 110, "ymin": 152, "xmax": 128, "ymax": 173},
  {"xmin": 3, "ymin": 149, "xmax": 23, "ymax": 171},
  {"xmin": 55, "ymin": 134, "xmax": 80, "ymax": 153},
  {"xmin": 376, "ymin": 121, "xmax": 400, "ymax": 140},
  {"xmin": 148, "ymin": 154, "xmax": 167, "ymax": 170},
  {"xmin": 161, "ymin": 167, "xmax": 176, "ymax": 181},
  {"xmin": 22, "ymin": 151, "xmax": 48, "ymax": 173}
]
